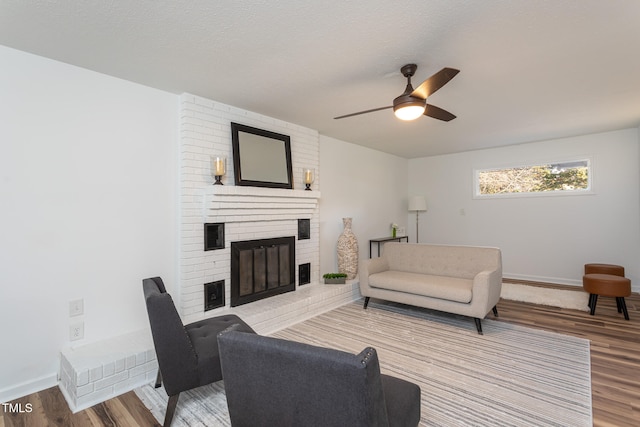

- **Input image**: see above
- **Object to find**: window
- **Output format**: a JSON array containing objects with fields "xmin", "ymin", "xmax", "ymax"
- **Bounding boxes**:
[{"xmin": 474, "ymin": 159, "xmax": 591, "ymax": 198}]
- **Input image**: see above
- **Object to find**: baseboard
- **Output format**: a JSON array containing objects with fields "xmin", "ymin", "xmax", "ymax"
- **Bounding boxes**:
[
  {"xmin": 502, "ymin": 273, "xmax": 582, "ymax": 287},
  {"xmin": 505, "ymin": 273, "xmax": 640, "ymax": 293},
  {"xmin": 0, "ymin": 373, "xmax": 58, "ymax": 402}
]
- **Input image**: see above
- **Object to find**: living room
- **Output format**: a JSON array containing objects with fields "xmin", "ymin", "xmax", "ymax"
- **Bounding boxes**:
[{"xmin": 1, "ymin": 1, "xmax": 639, "ymax": 426}]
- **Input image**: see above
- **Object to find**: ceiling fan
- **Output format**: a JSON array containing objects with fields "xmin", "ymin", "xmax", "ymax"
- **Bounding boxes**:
[{"xmin": 334, "ymin": 64, "xmax": 460, "ymax": 122}]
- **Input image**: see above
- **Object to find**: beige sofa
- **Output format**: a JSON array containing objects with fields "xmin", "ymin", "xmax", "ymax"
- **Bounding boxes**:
[{"xmin": 359, "ymin": 243, "xmax": 502, "ymax": 334}]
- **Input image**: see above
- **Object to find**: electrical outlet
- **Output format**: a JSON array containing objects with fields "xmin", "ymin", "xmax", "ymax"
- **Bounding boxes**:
[
  {"xmin": 69, "ymin": 299, "xmax": 84, "ymax": 317},
  {"xmin": 70, "ymin": 322, "xmax": 84, "ymax": 341}
]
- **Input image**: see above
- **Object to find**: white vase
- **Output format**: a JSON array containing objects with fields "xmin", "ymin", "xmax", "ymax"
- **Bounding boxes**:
[{"xmin": 337, "ymin": 217, "xmax": 359, "ymax": 279}]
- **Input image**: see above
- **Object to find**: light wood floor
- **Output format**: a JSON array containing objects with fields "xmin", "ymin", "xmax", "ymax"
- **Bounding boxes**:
[
  {"xmin": 0, "ymin": 386, "xmax": 159, "ymax": 427},
  {"xmin": 497, "ymin": 281, "xmax": 640, "ymax": 427},
  {"xmin": 2, "ymin": 282, "xmax": 639, "ymax": 427}
]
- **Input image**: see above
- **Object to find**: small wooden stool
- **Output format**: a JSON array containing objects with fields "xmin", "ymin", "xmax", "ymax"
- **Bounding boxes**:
[
  {"xmin": 582, "ymin": 273, "xmax": 631, "ymax": 320},
  {"xmin": 584, "ymin": 263, "xmax": 625, "ymax": 276}
]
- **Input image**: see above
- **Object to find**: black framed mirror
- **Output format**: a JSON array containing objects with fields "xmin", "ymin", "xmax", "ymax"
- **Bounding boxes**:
[{"xmin": 231, "ymin": 122, "xmax": 294, "ymax": 189}]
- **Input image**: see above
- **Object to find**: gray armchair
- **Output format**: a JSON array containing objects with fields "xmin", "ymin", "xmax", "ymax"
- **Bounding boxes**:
[
  {"xmin": 217, "ymin": 329, "xmax": 421, "ymax": 427},
  {"xmin": 142, "ymin": 277, "xmax": 255, "ymax": 427}
]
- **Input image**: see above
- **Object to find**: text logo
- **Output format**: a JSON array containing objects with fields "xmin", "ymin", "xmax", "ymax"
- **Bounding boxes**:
[{"xmin": 2, "ymin": 402, "xmax": 33, "ymax": 413}]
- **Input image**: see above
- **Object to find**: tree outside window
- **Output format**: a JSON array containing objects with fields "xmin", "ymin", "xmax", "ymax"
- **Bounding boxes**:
[{"xmin": 476, "ymin": 160, "xmax": 590, "ymax": 196}]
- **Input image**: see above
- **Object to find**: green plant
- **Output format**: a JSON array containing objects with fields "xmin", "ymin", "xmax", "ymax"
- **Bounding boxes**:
[{"xmin": 322, "ymin": 273, "xmax": 347, "ymax": 279}]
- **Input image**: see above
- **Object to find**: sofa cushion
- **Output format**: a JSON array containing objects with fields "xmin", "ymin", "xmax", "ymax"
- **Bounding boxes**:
[
  {"xmin": 383, "ymin": 243, "xmax": 501, "ymax": 279},
  {"xmin": 369, "ymin": 270, "xmax": 473, "ymax": 303}
]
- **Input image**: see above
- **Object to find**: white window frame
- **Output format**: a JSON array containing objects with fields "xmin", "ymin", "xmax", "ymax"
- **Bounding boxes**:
[{"xmin": 473, "ymin": 157, "xmax": 594, "ymax": 199}]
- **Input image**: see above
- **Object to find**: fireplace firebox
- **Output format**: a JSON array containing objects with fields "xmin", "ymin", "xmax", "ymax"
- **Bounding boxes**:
[{"xmin": 230, "ymin": 236, "xmax": 296, "ymax": 307}]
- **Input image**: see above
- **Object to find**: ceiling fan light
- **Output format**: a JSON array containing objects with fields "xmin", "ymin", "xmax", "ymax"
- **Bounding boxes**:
[
  {"xmin": 393, "ymin": 95, "xmax": 426, "ymax": 121},
  {"xmin": 394, "ymin": 105, "xmax": 426, "ymax": 121}
]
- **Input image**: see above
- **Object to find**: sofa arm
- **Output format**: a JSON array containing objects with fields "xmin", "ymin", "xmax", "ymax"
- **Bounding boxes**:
[
  {"xmin": 471, "ymin": 269, "xmax": 503, "ymax": 311},
  {"xmin": 359, "ymin": 257, "xmax": 390, "ymax": 293}
]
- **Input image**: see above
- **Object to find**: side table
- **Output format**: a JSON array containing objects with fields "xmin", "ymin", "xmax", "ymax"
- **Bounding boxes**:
[{"xmin": 369, "ymin": 236, "xmax": 409, "ymax": 258}]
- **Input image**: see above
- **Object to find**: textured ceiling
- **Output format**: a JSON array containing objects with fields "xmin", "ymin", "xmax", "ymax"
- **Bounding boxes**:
[{"xmin": 2, "ymin": 1, "xmax": 640, "ymax": 158}]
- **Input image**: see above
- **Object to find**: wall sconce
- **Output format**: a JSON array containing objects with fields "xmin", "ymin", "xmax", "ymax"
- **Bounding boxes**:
[
  {"xmin": 211, "ymin": 156, "xmax": 226, "ymax": 185},
  {"xmin": 303, "ymin": 168, "xmax": 314, "ymax": 191}
]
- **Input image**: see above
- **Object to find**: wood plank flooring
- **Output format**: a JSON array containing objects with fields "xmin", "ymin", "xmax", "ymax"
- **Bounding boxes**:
[
  {"xmin": 1, "ymin": 386, "xmax": 159, "ymax": 427},
  {"xmin": 2, "ymin": 282, "xmax": 639, "ymax": 426},
  {"xmin": 496, "ymin": 281, "xmax": 640, "ymax": 427}
]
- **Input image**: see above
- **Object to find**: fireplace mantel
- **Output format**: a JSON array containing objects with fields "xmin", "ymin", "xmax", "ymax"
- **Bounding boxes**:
[{"xmin": 203, "ymin": 186, "xmax": 321, "ymax": 223}]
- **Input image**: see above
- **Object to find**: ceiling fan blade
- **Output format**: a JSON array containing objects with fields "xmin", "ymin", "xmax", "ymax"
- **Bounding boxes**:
[
  {"xmin": 334, "ymin": 105, "xmax": 392, "ymax": 119},
  {"xmin": 411, "ymin": 67, "xmax": 460, "ymax": 100},
  {"xmin": 424, "ymin": 104, "xmax": 456, "ymax": 121}
]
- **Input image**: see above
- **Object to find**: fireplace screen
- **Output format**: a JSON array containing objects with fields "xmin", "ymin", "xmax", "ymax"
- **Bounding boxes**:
[{"xmin": 231, "ymin": 236, "xmax": 296, "ymax": 307}]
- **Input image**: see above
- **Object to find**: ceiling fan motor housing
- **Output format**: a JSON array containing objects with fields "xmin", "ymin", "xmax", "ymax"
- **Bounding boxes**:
[
  {"xmin": 393, "ymin": 63, "xmax": 426, "ymax": 120},
  {"xmin": 393, "ymin": 94, "xmax": 426, "ymax": 110}
]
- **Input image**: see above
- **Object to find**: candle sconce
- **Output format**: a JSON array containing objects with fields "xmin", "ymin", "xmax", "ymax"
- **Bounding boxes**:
[
  {"xmin": 303, "ymin": 168, "xmax": 314, "ymax": 191},
  {"xmin": 211, "ymin": 156, "xmax": 226, "ymax": 185}
]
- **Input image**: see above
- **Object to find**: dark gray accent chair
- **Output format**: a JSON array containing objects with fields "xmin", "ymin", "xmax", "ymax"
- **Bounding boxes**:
[
  {"xmin": 217, "ymin": 329, "xmax": 421, "ymax": 427},
  {"xmin": 142, "ymin": 277, "xmax": 255, "ymax": 427}
]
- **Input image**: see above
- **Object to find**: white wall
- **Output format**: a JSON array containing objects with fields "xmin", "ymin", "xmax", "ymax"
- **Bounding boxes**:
[
  {"xmin": 0, "ymin": 46, "xmax": 179, "ymax": 401},
  {"xmin": 408, "ymin": 128, "xmax": 640, "ymax": 290},
  {"xmin": 319, "ymin": 136, "xmax": 408, "ymax": 275}
]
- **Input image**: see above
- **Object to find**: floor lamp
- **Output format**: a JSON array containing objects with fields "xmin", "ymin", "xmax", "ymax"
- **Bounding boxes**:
[{"xmin": 408, "ymin": 196, "xmax": 427, "ymax": 243}]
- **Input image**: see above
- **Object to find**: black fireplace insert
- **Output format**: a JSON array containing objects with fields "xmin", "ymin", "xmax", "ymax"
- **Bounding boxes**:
[{"xmin": 230, "ymin": 236, "xmax": 296, "ymax": 307}]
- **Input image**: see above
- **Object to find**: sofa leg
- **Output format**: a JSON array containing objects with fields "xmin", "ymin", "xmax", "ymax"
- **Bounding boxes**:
[
  {"xmin": 164, "ymin": 393, "xmax": 179, "ymax": 427},
  {"xmin": 474, "ymin": 318, "xmax": 483, "ymax": 335},
  {"xmin": 363, "ymin": 297, "xmax": 370, "ymax": 309},
  {"xmin": 492, "ymin": 305, "xmax": 498, "ymax": 317}
]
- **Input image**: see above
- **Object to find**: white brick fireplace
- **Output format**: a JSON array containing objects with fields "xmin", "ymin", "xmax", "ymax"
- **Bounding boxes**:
[{"xmin": 180, "ymin": 93, "xmax": 326, "ymax": 323}]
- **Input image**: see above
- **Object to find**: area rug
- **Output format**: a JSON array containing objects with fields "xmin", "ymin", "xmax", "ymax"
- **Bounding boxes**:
[
  {"xmin": 136, "ymin": 301, "xmax": 592, "ymax": 426},
  {"xmin": 501, "ymin": 282, "xmax": 590, "ymax": 311}
]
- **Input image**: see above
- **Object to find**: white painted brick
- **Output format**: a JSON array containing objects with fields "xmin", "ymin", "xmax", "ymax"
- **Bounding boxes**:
[
  {"xmin": 103, "ymin": 361, "xmax": 115, "ymax": 377},
  {"xmin": 77, "ymin": 382, "xmax": 94, "ymax": 398},
  {"xmin": 94, "ymin": 371, "xmax": 129, "ymax": 391},
  {"xmin": 180, "ymin": 92, "xmax": 320, "ymax": 316},
  {"xmin": 135, "ymin": 351, "xmax": 147, "ymax": 366},
  {"xmin": 125, "ymin": 355, "xmax": 136, "ymax": 370},
  {"xmin": 76, "ymin": 384, "xmax": 115, "ymax": 409},
  {"xmin": 114, "ymin": 357, "xmax": 125, "ymax": 373},
  {"xmin": 60, "ymin": 357, "xmax": 72, "ymax": 381},
  {"xmin": 145, "ymin": 369, "xmax": 158, "ymax": 383},
  {"xmin": 76, "ymin": 369, "xmax": 89, "ymax": 386},
  {"xmin": 89, "ymin": 366, "xmax": 103, "ymax": 382},
  {"xmin": 114, "ymin": 374, "xmax": 148, "ymax": 395},
  {"xmin": 129, "ymin": 360, "xmax": 157, "ymax": 379},
  {"xmin": 114, "ymin": 373, "xmax": 149, "ymax": 393}
]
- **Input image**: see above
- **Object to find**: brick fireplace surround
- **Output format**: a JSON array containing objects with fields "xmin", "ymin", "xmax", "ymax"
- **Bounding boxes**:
[{"xmin": 58, "ymin": 94, "xmax": 360, "ymax": 413}]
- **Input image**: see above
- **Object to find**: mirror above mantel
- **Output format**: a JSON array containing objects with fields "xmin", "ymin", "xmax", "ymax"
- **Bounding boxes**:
[{"xmin": 231, "ymin": 122, "xmax": 294, "ymax": 189}]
